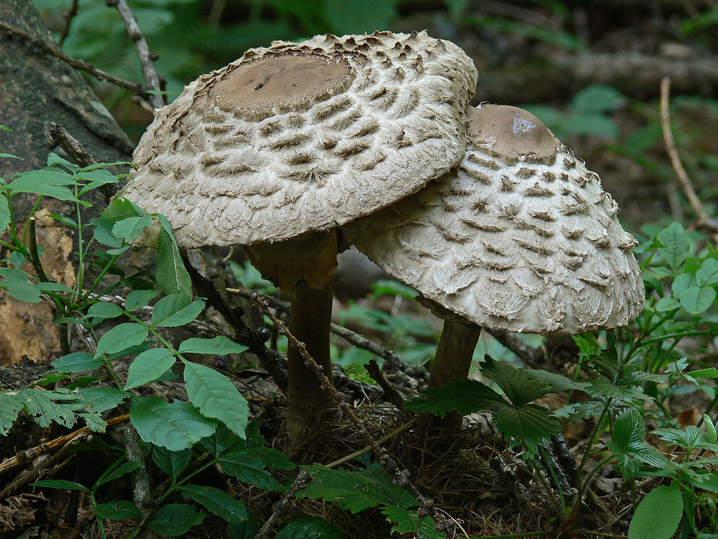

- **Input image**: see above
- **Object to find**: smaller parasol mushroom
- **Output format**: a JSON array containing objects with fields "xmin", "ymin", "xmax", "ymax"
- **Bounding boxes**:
[
  {"xmin": 118, "ymin": 31, "xmax": 478, "ymax": 437},
  {"xmin": 344, "ymin": 104, "xmax": 645, "ymax": 387}
]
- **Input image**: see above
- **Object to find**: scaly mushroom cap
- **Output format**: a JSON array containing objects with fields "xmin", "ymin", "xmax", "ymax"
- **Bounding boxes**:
[
  {"xmin": 120, "ymin": 31, "xmax": 478, "ymax": 247},
  {"xmin": 345, "ymin": 105, "xmax": 645, "ymax": 335}
]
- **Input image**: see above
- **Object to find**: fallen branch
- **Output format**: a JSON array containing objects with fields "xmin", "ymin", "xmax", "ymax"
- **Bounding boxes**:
[
  {"xmin": 659, "ymin": 77, "xmax": 718, "ymax": 240},
  {"xmin": 106, "ymin": 0, "xmax": 165, "ymax": 110},
  {"xmin": 0, "ymin": 21, "xmax": 152, "ymax": 100},
  {"xmin": 58, "ymin": 0, "xmax": 79, "ymax": 46},
  {"xmin": 249, "ymin": 292, "xmax": 452, "ymax": 536}
]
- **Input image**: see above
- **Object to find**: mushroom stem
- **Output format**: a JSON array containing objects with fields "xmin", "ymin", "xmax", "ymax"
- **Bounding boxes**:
[
  {"xmin": 429, "ymin": 319, "xmax": 482, "ymax": 387},
  {"xmin": 286, "ymin": 277, "xmax": 335, "ymax": 439}
]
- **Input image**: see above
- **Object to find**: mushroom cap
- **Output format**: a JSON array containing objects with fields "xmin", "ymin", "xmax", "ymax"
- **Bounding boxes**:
[
  {"xmin": 120, "ymin": 31, "xmax": 477, "ymax": 247},
  {"xmin": 344, "ymin": 105, "xmax": 645, "ymax": 335}
]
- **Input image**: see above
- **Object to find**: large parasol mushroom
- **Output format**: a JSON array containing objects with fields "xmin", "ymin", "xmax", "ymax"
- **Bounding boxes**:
[
  {"xmin": 118, "ymin": 31, "xmax": 478, "ymax": 437},
  {"xmin": 345, "ymin": 104, "xmax": 645, "ymax": 387}
]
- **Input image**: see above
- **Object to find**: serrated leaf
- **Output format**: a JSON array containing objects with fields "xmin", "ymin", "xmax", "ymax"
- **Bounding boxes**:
[
  {"xmin": 146, "ymin": 503, "xmax": 205, "ymax": 536},
  {"xmin": 657, "ymin": 222, "xmax": 690, "ymax": 271},
  {"xmin": 297, "ymin": 464, "xmax": 416, "ymax": 513},
  {"xmin": 179, "ymin": 485, "xmax": 247, "ymax": 523},
  {"xmin": 612, "ymin": 408, "xmax": 645, "ymax": 449},
  {"xmin": 0, "ymin": 392, "xmax": 23, "ymax": 435},
  {"xmin": 52, "ymin": 352, "xmax": 103, "ymax": 373},
  {"xmin": 80, "ymin": 412, "xmax": 107, "ymax": 433},
  {"xmin": 130, "ymin": 397, "xmax": 216, "ymax": 451},
  {"xmin": 404, "ymin": 378, "xmax": 505, "ymax": 417},
  {"xmin": 78, "ymin": 387, "xmax": 129, "ymax": 413},
  {"xmin": 152, "ymin": 294, "xmax": 204, "ymax": 328},
  {"xmin": 381, "ymin": 506, "xmax": 443, "ymax": 539},
  {"xmin": 680, "ymin": 286, "xmax": 715, "ymax": 314},
  {"xmin": 93, "ymin": 500, "xmax": 142, "ymax": 520},
  {"xmin": 125, "ymin": 289, "xmax": 159, "ymax": 311},
  {"xmin": 153, "ymin": 446, "xmax": 192, "ymax": 482},
  {"xmin": 493, "ymin": 404, "xmax": 561, "ymax": 453},
  {"xmin": 17, "ymin": 389, "xmax": 84, "ymax": 428},
  {"xmin": 480, "ymin": 355, "xmax": 552, "ymax": 406},
  {"xmin": 8, "ymin": 168, "xmax": 78, "ymax": 201},
  {"xmin": 245, "ymin": 446, "xmax": 295, "ymax": 471},
  {"xmin": 95, "ymin": 323, "xmax": 149, "ymax": 358},
  {"xmin": 275, "ymin": 516, "xmax": 343, "ymax": 538},
  {"xmin": 156, "ymin": 224, "xmax": 192, "ymax": 298},
  {"xmin": 199, "ymin": 423, "xmax": 241, "ymax": 457},
  {"xmin": 179, "ymin": 336, "xmax": 247, "ymax": 355},
  {"xmin": 124, "ymin": 348, "xmax": 176, "ymax": 390},
  {"xmin": 526, "ymin": 369, "xmax": 589, "ymax": 392},
  {"xmin": 183, "ymin": 361, "xmax": 248, "ymax": 438},
  {"xmin": 684, "ymin": 472, "xmax": 718, "ymax": 493},
  {"xmin": 87, "ymin": 302, "xmax": 124, "ymax": 320},
  {"xmin": 32, "ymin": 479, "xmax": 89, "ymax": 492},
  {"xmin": 629, "ymin": 484, "xmax": 683, "ymax": 539}
]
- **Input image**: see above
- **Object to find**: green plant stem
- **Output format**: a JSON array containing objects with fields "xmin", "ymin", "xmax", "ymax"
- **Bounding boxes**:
[
  {"xmin": 575, "ymin": 400, "xmax": 611, "ymax": 494},
  {"xmin": 639, "ymin": 331, "xmax": 715, "ymax": 348},
  {"xmin": 538, "ymin": 445, "xmax": 566, "ymax": 510},
  {"xmin": 80, "ymin": 252, "xmax": 121, "ymax": 302}
]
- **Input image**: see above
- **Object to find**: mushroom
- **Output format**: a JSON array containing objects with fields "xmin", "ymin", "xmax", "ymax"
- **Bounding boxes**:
[
  {"xmin": 344, "ymin": 104, "xmax": 645, "ymax": 387},
  {"xmin": 118, "ymin": 32, "xmax": 478, "ymax": 436}
]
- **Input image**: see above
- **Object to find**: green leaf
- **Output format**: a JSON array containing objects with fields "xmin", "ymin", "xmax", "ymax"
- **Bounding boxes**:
[
  {"xmin": 297, "ymin": 463, "xmax": 416, "ymax": 513},
  {"xmin": 0, "ymin": 279, "xmax": 42, "ymax": 303},
  {"xmin": 8, "ymin": 168, "xmax": 78, "ymax": 201},
  {"xmin": 570, "ymin": 85, "xmax": 627, "ymax": 113},
  {"xmin": 680, "ymin": 286, "xmax": 716, "ymax": 314},
  {"xmin": 696, "ymin": 258, "xmax": 718, "ymax": 286},
  {"xmin": 404, "ymin": 378, "xmax": 505, "ymax": 416},
  {"xmin": 52, "ymin": 352, "xmax": 103, "ymax": 373},
  {"xmin": 275, "ymin": 516, "xmax": 343, "ymax": 538},
  {"xmin": 124, "ymin": 348, "xmax": 177, "ymax": 390},
  {"xmin": 684, "ymin": 472, "xmax": 718, "ymax": 494},
  {"xmin": 612, "ymin": 408, "xmax": 645, "ymax": 449},
  {"xmin": 125, "ymin": 289, "xmax": 159, "ymax": 311},
  {"xmin": 94, "ymin": 460, "xmax": 142, "ymax": 489},
  {"xmin": 32, "ymin": 479, "xmax": 89, "ymax": 492},
  {"xmin": 183, "ymin": 361, "xmax": 248, "ymax": 438},
  {"xmin": 381, "ymin": 506, "xmax": 443, "ymax": 539},
  {"xmin": 179, "ymin": 336, "xmax": 247, "ymax": 355},
  {"xmin": 525, "ymin": 369, "xmax": 589, "ymax": 393},
  {"xmin": 179, "ymin": 485, "xmax": 247, "ymax": 523},
  {"xmin": 152, "ymin": 294, "xmax": 205, "ymax": 328},
  {"xmin": 481, "ymin": 355, "xmax": 553, "ymax": 406},
  {"xmin": 0, "ymin": 194, "xmax": 10, "ymax": 231},
  {"xmin": 655, "ymin": 297, "xmax": 681, "ymax": 312},
  {"xmin": 111, "ymin": 215, "xmax": 153, "ymax": 242},
  {"xmin": 130, "ymin": 397, "xmax": 216, "ymax": 451},
  {"xmin": 493, "ymin": 404, "xmax": 561, "ymax": 453},
  {"xmin": 152, "ymin": 446, "xmax": 192, "ymax": 482},
  {"xmin": 218, "ymin": 450, "xmax": 282, "ymax": 490},
  {"xmin": 16, "ymin": 389, "xmax": 84, "ymax": 428},
  {"xmin": 87, "ymin": 302, "xmax": 124, "ymax": 320},
  {"xmin": 94, "ymin": 500, "xmax": 142, "ymax": 520},
  {"xmin": 95, "ymin": 323, "xmax": 149, "ymax": 358},
  {"xmin": 657, "ymin": 222, "xmax": 690, "ymax": 271},
  {"xmin": 78, "ymin": 387, "xmax": 129, "ymax": 413},
  {"xmin": 146, "ymin": 503, "xmax": 206, "ymax": 536},
  {"xmin": 628, "ymin": 483, "xmax": 683, "ymax": 539},
  {"xmin": 156, "ymin": 224, "xmax": 192, "ymax": 298},
  {"xmin": 0, "ymin": 392, "xmax": 22, "ymax": 435}
]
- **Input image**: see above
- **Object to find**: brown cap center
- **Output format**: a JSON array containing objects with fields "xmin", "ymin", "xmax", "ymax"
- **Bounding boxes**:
[
  {"xmin": 468, "ymin": 105, "xmax": 560, "ymax": 160},
  {"xmin": 210, "ymin": 53, "xmax": 352, "ymax": 111}
]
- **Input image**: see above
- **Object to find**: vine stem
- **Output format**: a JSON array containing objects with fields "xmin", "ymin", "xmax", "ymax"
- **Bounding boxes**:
[{"xmin": 248, "ymin": 292, "xmax": 452, "ymax": 536}]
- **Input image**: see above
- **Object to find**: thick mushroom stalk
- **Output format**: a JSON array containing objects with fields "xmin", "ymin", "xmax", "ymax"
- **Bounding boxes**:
[
  {"xmin": 244, "ymin": 231, "xmax": 338, "ymax": 437},
  {"xmin": 345, "ymin": 105, "xmax": 645, "ymax": 387},
  {"xmin": 117, "ymin": 31, "xmax": 478, "ymax": 442}
]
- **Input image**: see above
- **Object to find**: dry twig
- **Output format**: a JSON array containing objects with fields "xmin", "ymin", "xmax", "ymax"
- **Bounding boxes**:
[
  {"xmin": 106, "ymin": 0, "xmax": 165, "ymax": 110},
  {"xmin": 660, "ymin": 76, "xmax": 718, "ymax": 240},
  {"xmin": 0, "ymin": 414, "xmax": 129, "ymax": 478},
  {"xmin": 0, "ymin": 21, "xmax": 151, "ymax": 100},
  {"xmin": 58, "ymin": 0, "xmax": 79, "ymax": 46},
  {"xmin": 249, "ymin": 292, "xmax": 452, "ymax": 536}
]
